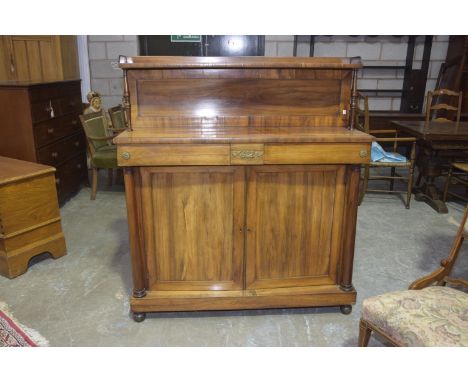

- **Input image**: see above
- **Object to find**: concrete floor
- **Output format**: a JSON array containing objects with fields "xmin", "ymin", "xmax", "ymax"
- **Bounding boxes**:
[{"xmin": 1, "ymin": 173, "xmax": 467, "ymax": 346}]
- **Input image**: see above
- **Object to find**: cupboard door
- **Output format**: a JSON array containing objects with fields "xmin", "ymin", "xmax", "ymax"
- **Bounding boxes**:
[
  {"xmin": 140, "ymin": 166, "xmax": 245, "ymax": 291},
  {"xmin": 246, "ymin": 165, "xmax": 346, "ymax": 289},
  {"xmin": 7, "ymin": 36, "xmax": 59, "ymax": 82}
]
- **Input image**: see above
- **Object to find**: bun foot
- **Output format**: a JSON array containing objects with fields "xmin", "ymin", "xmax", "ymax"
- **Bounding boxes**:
[
  {"xmin": 133, "ymin": 312, "xmax": 146, "ymax": 322},
  {"xmin": 340, "ymin": 305, "xmax": 352, "ymax": 315}
]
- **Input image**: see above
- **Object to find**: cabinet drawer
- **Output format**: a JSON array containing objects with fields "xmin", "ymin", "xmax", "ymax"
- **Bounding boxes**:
[
  {"xmin": 31, "ymin": 98, "xmax": 61, "ymax": 122},
  {"xmin": 37, "ymin": 132, "xmax": 86, "ymax": 166},
  {"xmin": 55, "ymin": 153, "xmax": 87, "ymax": 203},
  {"xmin": 29, "ymin": 82, "xmax": 81, "ymax": 103},
  {"xmin": 117, "ymin": 144, "xmax": 231, "ymax": 166},
  {"xmin": 34, "ymin": 113, "xmax": 81, "ymax": 148},
  {"xmin": 264, "ymin": 143, "xmax": 370, "ymax": 164},
  {"xmin": 57, "ymin": 94, "xmax": 82, "ymax": 115},
  {"xmin": 31, "ymin": 94, "xmax": 82, "ymax": 123}
]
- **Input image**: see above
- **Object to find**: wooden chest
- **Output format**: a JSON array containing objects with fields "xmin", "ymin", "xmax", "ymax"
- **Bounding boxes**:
[
  {"xmin": 0, "ymin": 156, "xmax": 66, "ymax": 278},
  {"xmin": 114, "ymin": 56, "xmax": 372, "ymax": 321},
  {"xmin": 0, "ymin": 80, "xmax": 87, "ymax": 203}
]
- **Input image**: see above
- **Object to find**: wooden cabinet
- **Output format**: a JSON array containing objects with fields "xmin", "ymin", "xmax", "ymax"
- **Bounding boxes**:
[
  {"xmin": 0, "ymin": 80, "xmax": 87, "ymax": 203},
  {"xmin": 0, "ymin": 156, "xmax": 66, "ymax": 278},
  {"xmin": 114, "ymin": 56, "xmax": 372, "ymax": 321},
  {"xmin": 0, "ymin": 36, "xmax": 79, "ymax": 82}
]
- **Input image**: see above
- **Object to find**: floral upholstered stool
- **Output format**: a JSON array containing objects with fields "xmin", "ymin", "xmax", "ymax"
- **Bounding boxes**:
[{"xmin": 360, "ymin": 286, "xmax": 468, "ymax": 346}]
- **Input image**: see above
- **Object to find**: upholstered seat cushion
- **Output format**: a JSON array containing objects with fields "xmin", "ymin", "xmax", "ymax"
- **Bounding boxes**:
[
  {"xmin": 362, "ymin": 286, "xmax": 468, "ymax": 346},
  {"xmin": 91, "ymin": 145, "xmax": 117, "ymax": 168}
]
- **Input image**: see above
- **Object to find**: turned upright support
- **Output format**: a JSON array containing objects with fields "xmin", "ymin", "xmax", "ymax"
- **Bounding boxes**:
[
  {"xmin": 340, "ymin": 165, "xmax": 361, "ymax": 292},
  {"xmin": 123, "ymin": 168, "xmax": 146, "ymax": 297},
  {"xmin": 120, "ymin": 56, "xmax": 132, "ymax": 131},
  {"xmin": 349, "ymin": 68, "xmax": 359, "ymax": 130}
]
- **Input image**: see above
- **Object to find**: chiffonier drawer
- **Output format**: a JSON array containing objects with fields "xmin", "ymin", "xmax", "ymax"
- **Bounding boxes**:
[
  {"xmin": 117, "ymin": 143, "xmax": 370, "ymax": 166},
  {"xmin": 117, "ymin": 144, "xmax": 231, "ymax": 166},
  {"xmin": 264, "ymin": 143, "xmax": 370, "ymax": 164},
  {"xmin": 34, "ymin": 113, "xmax": 81, "ymax": 148},
  {"xmin": 37, "ymin": 132, "xmax": 86, "ymax": 167}
]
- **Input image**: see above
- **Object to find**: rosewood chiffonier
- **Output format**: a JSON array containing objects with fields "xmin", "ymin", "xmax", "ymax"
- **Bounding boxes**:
[{"xmin": 114, "ymin": 56, "xmax": 372, "ymax": 322}]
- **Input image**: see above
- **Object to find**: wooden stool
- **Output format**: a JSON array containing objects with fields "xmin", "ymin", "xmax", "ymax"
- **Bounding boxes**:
[
  {"xmin": 0, "ymin": 156, "xmax": 67, "ymax": 278},
  {"xmin": 443, "ymin": 162, "xmax": 468, "ymax": 203}
]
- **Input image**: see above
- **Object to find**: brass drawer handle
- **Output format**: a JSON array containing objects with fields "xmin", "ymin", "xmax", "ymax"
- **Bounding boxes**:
[
  {"xmin": 232, "ymin": 150, "xmax": 263, "ymax": 160},
  {"xmin": 51, "ymin": 152, "xmax": 58, "ymax": 158},
  {"xmin": 359, "ymin": 150, "xmax": 368, "ymax": 158},
  {"xmin": 71, "ymin": 120, "xmax": 78, "ymax": 126},
  {"xmin": 121, "ymin": 151, "xmax": 130, "ymax": 160},
  {"xmin": 47, "ymin": 128, "xmax": 54, "ymax": 134},
  {"xmin": 74, "ymin": 141, "xmax": 80, "ymax": 147}
]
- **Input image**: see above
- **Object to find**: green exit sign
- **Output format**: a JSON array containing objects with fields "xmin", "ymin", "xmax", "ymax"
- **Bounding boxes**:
[{"xmin": 171, "ymin": 35, "xmax": 202, "ymax": 43}]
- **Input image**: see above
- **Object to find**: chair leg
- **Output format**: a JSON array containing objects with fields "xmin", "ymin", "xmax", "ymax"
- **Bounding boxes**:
[
  {"xmin": 91, "ymin": 167, "xmax": 98, "ymax": 200},
  {"xmin": 359, "ymin": 166, "xmax": 369, "ymax": 206},
  {"xmin": 443, "ymin": 167, "xmax": 453, "ymax": 203},
  {"xmin": 389, "ymin": 167, "xmax": 396, "ymax": 191},
  {"xmin": 358, "ymin": 318, "xmax": 372, "ymax": 347},
  {"xmin": 406, "ymin": 166, "xmax": 415, "ymax": 209},
  {"xmin": 107, "ymin": 168, "xmax": 113, "ymax": 187}
]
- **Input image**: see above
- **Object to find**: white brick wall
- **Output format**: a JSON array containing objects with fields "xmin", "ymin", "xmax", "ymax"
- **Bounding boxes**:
[
  {"xmin": 87, "ymin": 35, "xmax": 138, "ymax": 109},
  {"xmin": 265, "ymin": 35, "xmax": 449, "ymax": 111}
]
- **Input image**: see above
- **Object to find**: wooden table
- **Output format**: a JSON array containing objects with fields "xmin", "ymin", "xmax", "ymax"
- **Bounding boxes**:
[
  {"xmin": 0, "ymin": 156, "xmax": 66, "ymax": 278},
  {"xmin": 392, "ymin": 120, "xmax": 468, "ymax": 213}
]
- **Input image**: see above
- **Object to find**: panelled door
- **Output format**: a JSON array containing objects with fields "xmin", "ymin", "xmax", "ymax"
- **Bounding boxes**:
[
  {"xmin": 245, "ymin": 165, "xmax": 347, "ymax": 289},
  {"xmin": 5, "ymin": 36, "xmax": 59, "ymax": 81},
  {"xmin": 140, "ymin": 166, "xmax": 245, "ymax": 291}
]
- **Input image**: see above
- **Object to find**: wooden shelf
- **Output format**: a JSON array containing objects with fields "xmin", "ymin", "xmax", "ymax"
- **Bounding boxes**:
[
  {"xmin": 363, "ymin": 65, "xmax": 406, "ymax": 70},
  {"xmin": 358, "ymin": 89, "xmax": 404, "ymax": 97}
]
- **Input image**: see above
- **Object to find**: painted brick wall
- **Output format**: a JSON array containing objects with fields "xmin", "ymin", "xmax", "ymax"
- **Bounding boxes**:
[
  {"xmin": 265, "ymin": 35, "xmax": 449, "ymax": 111},
  {"xmin": 87, "ymin": 35, "xmax": 138, "ymax": 109}
]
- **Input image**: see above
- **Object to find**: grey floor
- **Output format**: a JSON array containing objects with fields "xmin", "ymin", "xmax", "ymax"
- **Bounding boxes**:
[{"xmin": 1, "ymin": 173, "xmax": 467, "ymax": 346}]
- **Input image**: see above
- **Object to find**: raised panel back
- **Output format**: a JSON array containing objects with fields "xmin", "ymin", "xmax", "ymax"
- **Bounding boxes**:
[{"xmin": 122, "ymin": 57, "xmax": 361, "ymax": 129}]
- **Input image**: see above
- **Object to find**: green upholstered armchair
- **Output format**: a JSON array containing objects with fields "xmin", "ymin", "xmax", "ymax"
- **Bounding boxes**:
[
  {"xmin": 79, "ymin": 111, "xmax": 119, "ymax": 200},
  {"xmin": 108, "ymin": 105, "xmax": 128, "ymax": 133}
]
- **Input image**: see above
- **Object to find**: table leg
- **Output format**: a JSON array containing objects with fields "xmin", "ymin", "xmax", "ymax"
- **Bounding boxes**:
[
  {"xmin": 414, "ymin": 154, "xmax": 449, "ymax": 213},
  {"xmin": 414, "ymin": 179, "xmax": 448, "ymax": 213}
]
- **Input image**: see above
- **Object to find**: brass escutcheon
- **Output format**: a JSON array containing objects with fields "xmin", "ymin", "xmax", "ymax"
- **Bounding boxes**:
[
  {"xmin": 121, "ymin": 151, "xmax": 130, "ymax": 160},
  {"xmin": 231, "ymin": 150, "xmax": 263, "ymax": 160},
  {"xmin": 359, "ymin": 150, "xmax": 368, "ymax": 158}
]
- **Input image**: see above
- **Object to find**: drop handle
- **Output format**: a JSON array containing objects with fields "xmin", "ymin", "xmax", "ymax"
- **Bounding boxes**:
[
  {"xmin": 51, "ymin": 152, "xmax": 58, "ymax": 158},
  {"xmin": 47, "ymin": 128, "xmax": 54, "ymax": 134},
  {"xmin": 45, "ymin": 100, "xmax": 55, "ymax": 118}
]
